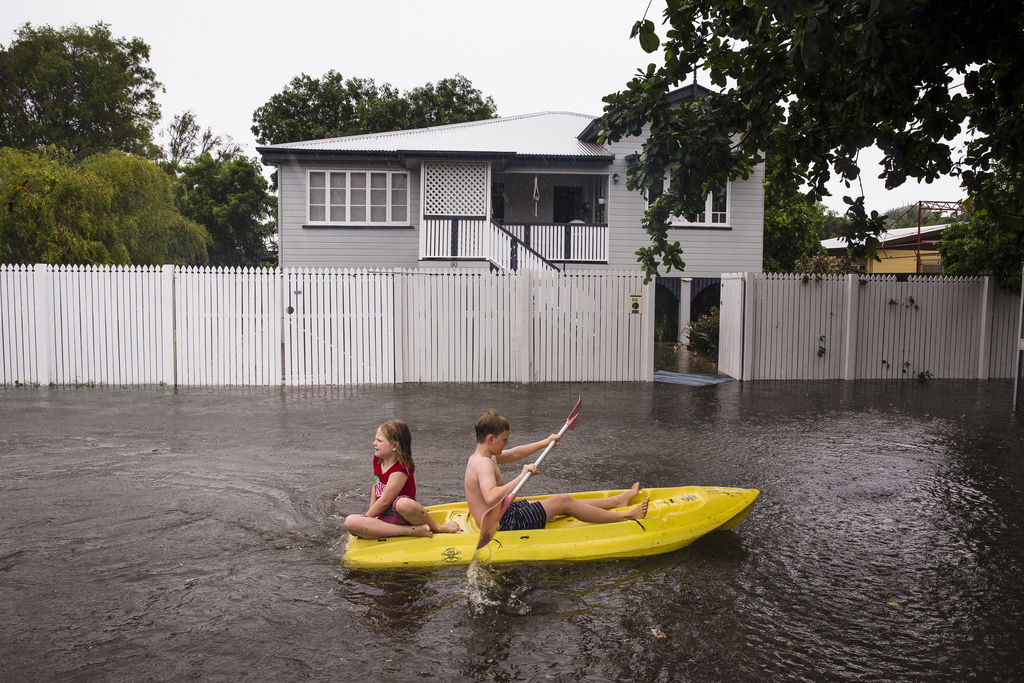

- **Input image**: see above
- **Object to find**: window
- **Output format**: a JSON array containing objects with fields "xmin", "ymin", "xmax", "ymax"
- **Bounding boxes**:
[
  {"xmin": 307, "ymin": 170, "xmax": 408, "ymax": 225},
  {"xmin": 649, "ymin": 173, "xmax": 731, "ymax": 227},
  {"xmin": 671, "ymin": 184, "xmax": 729, "ymax": 227}
]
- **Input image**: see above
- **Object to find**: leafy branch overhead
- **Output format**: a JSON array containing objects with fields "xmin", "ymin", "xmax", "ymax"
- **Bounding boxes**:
[{"xmin": 602, "ymin": 0, "xmax": 1024, "ymax": 280}]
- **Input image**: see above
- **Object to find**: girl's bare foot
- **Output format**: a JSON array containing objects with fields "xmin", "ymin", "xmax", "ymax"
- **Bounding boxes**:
[
  {"xmin": 625, "ymin": 498, "xmax": 649, "ymax": 520},
  {"xmin": 437, "ymin": 520, "xmax": 461, "ymax": 533},
  {"xmin": 409, "ymin": 524, "xmax": 433, "ymax": 538}
]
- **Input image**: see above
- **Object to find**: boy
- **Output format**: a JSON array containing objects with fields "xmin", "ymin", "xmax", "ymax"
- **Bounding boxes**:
[{"xmin": 464, "ymin": 410, "xmax": 648, "ymax": 533}]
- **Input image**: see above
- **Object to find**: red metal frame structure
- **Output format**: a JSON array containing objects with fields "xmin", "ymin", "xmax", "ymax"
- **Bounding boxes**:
[{"xmin": 915, "ymin": 200, "xmax": 966, "ymax": 273}]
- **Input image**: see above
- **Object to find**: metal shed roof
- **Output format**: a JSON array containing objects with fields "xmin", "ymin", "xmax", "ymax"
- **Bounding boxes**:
[
  {"xmin": 822, "ymin": 224, "xmax": 950, "ymax": 251},
  {"xmin": 258, "ymin": 112, "xmax": 612, "ymax": 159}
]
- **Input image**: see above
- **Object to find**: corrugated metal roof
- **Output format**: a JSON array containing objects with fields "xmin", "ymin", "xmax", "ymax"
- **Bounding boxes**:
[
  {"xmin": 260, "ymin": 112, "xmax": 610, "ymax": 158},
  {"xmin": 822, "ymin": 224, "xmax": 950, "ymax": 251}
]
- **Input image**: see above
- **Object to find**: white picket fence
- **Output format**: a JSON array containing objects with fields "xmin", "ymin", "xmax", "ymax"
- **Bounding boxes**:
[
  {"xmin": 0, "ymin": 264, "xmax": 653, "ymax": 386},
  {"xmin": 719, "ymin": 273, "xmax": 1021, "ymax": 380}
]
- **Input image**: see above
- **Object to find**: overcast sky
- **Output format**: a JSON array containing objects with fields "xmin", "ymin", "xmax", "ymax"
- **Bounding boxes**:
[{"xmin": 4, "ymin": 0, "xmax": 967, "ymax": 215}]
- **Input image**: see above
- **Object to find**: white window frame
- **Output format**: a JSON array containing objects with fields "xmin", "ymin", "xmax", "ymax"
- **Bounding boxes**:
[
  {"xmin": 673, "ymin": 183, "xmax": 729, "ymax": 227},
  {"xmin": 306, "ymin": 170, "xmax": 409, "ymax": 226},
  {"xmin": 651, "ymin": 171, "xmax": 731, "ymax": 227}
]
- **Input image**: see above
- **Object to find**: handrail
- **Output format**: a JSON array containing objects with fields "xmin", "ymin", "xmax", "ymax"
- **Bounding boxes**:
[{"xmin": 489, "ymin": 220, "xmax": 561, "ymax": 272}]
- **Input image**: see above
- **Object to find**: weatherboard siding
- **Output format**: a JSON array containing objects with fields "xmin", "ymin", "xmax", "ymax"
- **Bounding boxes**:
[
  {"xmin": 595, "ymin": 133, "xmax": 765, "ymax": 278},
  {"xmin": 272, "ymin": 132, "xmax": 763, "ymax": 276},
  {"xmin": 277, "ymin": 160, "xmax": 423, "ymax": 269}
]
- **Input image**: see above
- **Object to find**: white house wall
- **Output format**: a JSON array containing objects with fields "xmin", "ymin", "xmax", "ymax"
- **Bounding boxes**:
[
  {"xmin": 277, "ymin": 160, "xmax": 423, "ymax": 269},
  {"xmin": 273, "ymin": 133, "xmax": 764, "ymax": 277},
  {"xmin": 592, "ymin": 132, "xmax": 765, "ymax": 278}
]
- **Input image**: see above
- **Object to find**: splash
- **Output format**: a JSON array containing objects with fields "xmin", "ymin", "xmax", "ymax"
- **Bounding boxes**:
[{"xmin": 464, "ymin": 551, "xmax": 532, "ymax": 615}]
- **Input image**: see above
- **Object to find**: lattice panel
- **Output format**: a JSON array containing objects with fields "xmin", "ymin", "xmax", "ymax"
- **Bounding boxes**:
[{"xmin": 423, "ymin": 161, "xmax": 487, "ymax": 216}]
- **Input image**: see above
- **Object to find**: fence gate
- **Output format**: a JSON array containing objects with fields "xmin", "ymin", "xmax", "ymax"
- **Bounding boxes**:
[{"xmin": 282, "ymin": 269, "xmax": 395, "ymax": 385}]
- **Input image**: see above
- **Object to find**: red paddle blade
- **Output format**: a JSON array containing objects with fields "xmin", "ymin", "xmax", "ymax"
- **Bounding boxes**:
[
  {"xmin": 475, "ymin": 494, "xmax": 515, "ymax": 550},
  {"xmin": 475, "ymin": 512, "xmax": 499, "ymax": 549},
  {"xmin": 565, "ymin": 396, "xmax": 582, "ymax": 431}
]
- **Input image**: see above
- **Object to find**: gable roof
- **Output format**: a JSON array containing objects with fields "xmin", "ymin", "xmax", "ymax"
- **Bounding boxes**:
[
  {"xmin": 577, "ymin": 83, "xmax": 714, "ymax": 142},
  {"xmin": 258, "ymin": 84, "xmax": 714, "ymax": 166},
  {"xmin": 258, "ymin": 112, "xmax": 611, "ymax": 164}
]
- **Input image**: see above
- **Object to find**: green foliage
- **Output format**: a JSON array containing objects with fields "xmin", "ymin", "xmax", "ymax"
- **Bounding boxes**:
[
  {"xmin": 0, "ymin": 147, "xmax": 124, "ymax": 263},
  {"xmin": 882, "ymin": 203, "xmax": 958, "ymax": 231},
  {"xmin": 687, "ymin": 306, "xmax": 719, "ymax": 362},
  {"xmin": 0, "ymin": 147, "xmax": 209, "ymax": 265},
  {"xmin": 252, "ymin": 72, "xmax": 497, "ymax": 146},
  {"xmin": 176, "ymin": 154, "xmax": 276, "ymax": 267},
  {"xmin": 937, "ymin": 165, "xmax": 1024, "ymax": 292},
  {"xmin": 0, "ymin": 23, "xmax": 162, "ymax": 158},
  {"xmin": 403, "ymin": 76, "xmax": 499, "ymax": 129},
  {"xmin": 763, "ymin": 153, "xmax": 828, "ymax": 272},
  {"xmin": 602, "ymin": 0, "xmax": 1024, "ymax": 281},
  {"xmin": 819, "ymin": 210, "xmax": 852, "ymax": 241},
  {"xmin": 792, "ymin": 253, "xmax": 857, "ymax": 275},
  {"xmin": 938, "ymin": 218, "xmax": 1024, "ymax": 292},
  {"xmin": 160, "ymin": 110, "xmax": 242, "ymax": 170},
  {"xmin": 83, "ymin": 151, "xmax": 209, "ymax": 265}
]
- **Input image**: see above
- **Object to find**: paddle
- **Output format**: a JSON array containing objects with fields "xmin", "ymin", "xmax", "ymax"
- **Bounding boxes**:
[{"xmin": 475, "ymin": 396, "xmax": 582, "ymax": 550}]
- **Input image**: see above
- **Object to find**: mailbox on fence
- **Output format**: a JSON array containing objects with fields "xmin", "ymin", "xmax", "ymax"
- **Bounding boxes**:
[{"xmin": 629, "ymin": 292, "xmax": 643, "ymax": 314}]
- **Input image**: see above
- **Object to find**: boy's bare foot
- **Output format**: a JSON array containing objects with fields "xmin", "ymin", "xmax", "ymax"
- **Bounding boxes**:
[
  {"xmin": 625, "ymin": 498, "xmax": 649, "ymax": 520},
  {"xmin": 437, "ymin": 520, "xmax": 461, "ymax": 533},
  {"xmin": 410, "ymin": 524, "xmax": 433, "ymax": 538},
  {"xmin": 608, "ymin": 482, "xmax": 641, "ymax": 508}
]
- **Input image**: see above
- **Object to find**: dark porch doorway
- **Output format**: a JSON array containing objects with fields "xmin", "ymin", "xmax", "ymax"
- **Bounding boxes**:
[{"xmin": 553, "ymin": 186, "xmax": 585, "ymax": 223}]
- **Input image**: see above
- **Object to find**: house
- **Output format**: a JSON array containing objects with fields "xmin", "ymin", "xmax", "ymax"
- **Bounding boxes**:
[
  {"xmin": 258, "ymin": 84, "xmax": 765, "ymax": 335},
  {"xmin": 822, "ymin": 224, "xmax": 949, "ymax": 274}
]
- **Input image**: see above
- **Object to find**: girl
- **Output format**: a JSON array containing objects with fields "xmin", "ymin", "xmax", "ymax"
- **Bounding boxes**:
[{"xmin": 344, "ymin": 420, "xmax": 461, "ymax": 539}]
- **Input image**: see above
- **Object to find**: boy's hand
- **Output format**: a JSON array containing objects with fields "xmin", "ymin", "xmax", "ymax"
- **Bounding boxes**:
[
  {"xmin": 522, "ymin": 463, "xmax": 540, "ymax": 477},
  {"xmin": 547, "ymin": 434, "xmax": 561, "ymax": 447}
]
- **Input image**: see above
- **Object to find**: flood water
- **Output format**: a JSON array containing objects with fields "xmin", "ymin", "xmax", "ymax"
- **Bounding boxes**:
[{"xmin": 2, "ymin": 374, "xmax": 1023, "ymax": 682}]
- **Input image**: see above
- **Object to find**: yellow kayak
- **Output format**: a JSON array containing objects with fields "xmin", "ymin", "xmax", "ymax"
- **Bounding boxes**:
[{"xmin": 344, "ymin": 486, "xmax": 759, "ymax": 568}]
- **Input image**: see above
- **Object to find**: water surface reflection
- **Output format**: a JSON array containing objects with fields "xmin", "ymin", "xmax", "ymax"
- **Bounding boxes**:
[{"xmin": 1, "ymin": 380, "xmax": 1021, "ymax": 681}]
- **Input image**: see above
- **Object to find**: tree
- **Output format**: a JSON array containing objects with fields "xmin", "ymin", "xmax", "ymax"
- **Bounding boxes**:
[
  {"xmin": 882, "ymin": 202, "xmax": 961, "ymax": 230},
  {"xmin": 176, "ymin": 154, "xmax": 276, "ymax": 267},
  {"xmin": 820, "ymin": 209, "xmax": 852, "ymax": 241},
  {"xmin": 158, "ymin": 111, "xmax": 273, "ymax": 267},
  {"xmin": 938, "ymin": 217, "xmax": 1024, "ymax": 291},
  {"xmin": 0, "ymin": 147, "xmax": 125, "ymax": 264},
  {"xmin": 601, "ymin": 0, "xmax": 1024, "ymax": 280},
  {"xmin": 0, "ymin": 147, "xmax": 208, "ymax": 265},
  {"xmin": 83, "ymin": 151, "xmax": 210, "ymax": 265},
  {"xmin": 937, "ymin": 164, "xmax": 1024, "ymax": 291},
  {"xmin": 252, "ymin": 72, "xmax": 497, "ymax": 146},
  {"xmin": 791, "ymin": 253, "xmax": 857, "ymax": 275},
  {"xmin": 0, "ymin": 23, "xmax": 162, "ymax": 158},
  {"xmin": 404, "ymin": 75, "xmax": 498, "ymax": 129},
  {"xmin": 161, "ymin": 110, "xmax": 243, "ymax": 169},
  {"xmin": 162, "ymin": 111, "xmax": 201, "ymax": 167},
  {"xmin": 763, "ymin": 154, "xmax": 828, "ymax": 272}
]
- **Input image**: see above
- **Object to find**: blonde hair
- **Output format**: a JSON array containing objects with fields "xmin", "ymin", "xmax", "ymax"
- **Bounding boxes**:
[
  {"xmin": 378, "ymin": 419, "xmax": 414, "ymax": 474},
  {"xmin": 475, "ymin": 410, "xmax": 510, "ymax": 443}
]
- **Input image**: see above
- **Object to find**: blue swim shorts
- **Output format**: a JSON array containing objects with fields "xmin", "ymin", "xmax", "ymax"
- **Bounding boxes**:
[{"xmin": 498, "ymin": 499, "xmax": 548, "ymax": 532}]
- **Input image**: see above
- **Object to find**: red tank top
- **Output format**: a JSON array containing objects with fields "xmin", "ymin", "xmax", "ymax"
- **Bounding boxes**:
[{"xmin": 372, "ymin": 458, "xmax": 416, "ymax": 502}]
